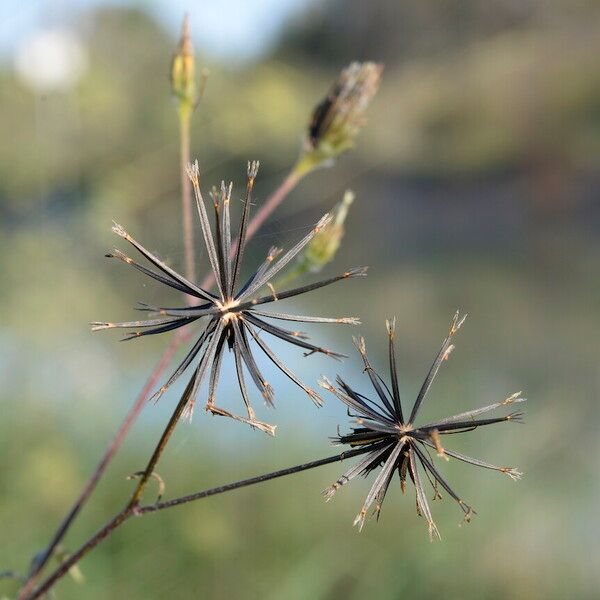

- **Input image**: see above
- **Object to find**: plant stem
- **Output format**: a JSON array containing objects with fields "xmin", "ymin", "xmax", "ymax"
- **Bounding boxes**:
[
  {"xmin": 19, "ymin": 100, "xmax": 200, "ymax": 600},
  {"xmin": 29, "ymin": 446, "xmax": 370, "ymax": 600},
  {"xmin": 179, "ymin": 107, "xmax": 196, "ymax": 287},
  {"xmin": 126, "ymin": 372, "xmax": 195, "ymax": 510},
  {"xmin": 138, "ymin": 446, "xmax": 370, "ymax": 513},
  {"xmin": 17, "ymin": 165, "xmax": 305, "ymax": 598},
  {"xmin": 16, "ymin": 328, "xmax": 188, "ymax": 600}
]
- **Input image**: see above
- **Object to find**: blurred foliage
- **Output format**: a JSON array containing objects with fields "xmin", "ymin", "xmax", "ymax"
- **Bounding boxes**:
[{"xmin": 1, "ymin": 1, "xmax": 599, "ymax": 599}]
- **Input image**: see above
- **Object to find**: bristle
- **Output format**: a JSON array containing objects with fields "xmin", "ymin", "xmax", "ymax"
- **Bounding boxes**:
[
  {"xmin": 185, "ymin": 159, "xmax": 200, "ymax": 182},
  {"xmin": 111, "ymin": 222, "xmax": 128, "ymax": 238},
  {"xmin": 352, "ymin": 335, "xmax": 366, "ymax": 354},
  {"xmin": 501, "ymin": 467, "xmax": 523, "ymax": 481},
  {"xmin": 428, "ymin": 521, "xmax": 441, "ymax": 541},
  {"xmin": 181, "ymin": 398, "xmax": 196, "ymax": 422},
  {"xmin": 506, "ymin": 411, "xmax": 525, "ymax": 423},
  {"xmin": 353, "ymin": 508, "xmax": 367, "ymax": 531},
  {"xmin": 338, "ymin": 317, "xmax": 361, "ymax": 325},
  {"xmin": 385, "ymin": 317, "xmax": 396, "ymax": 339},
  {"xmin": 314, "ymin": 213, "xmax": 333, "ymax": 232},
  {"xmin": 267, "ymin": 246, "xmax": 282, "ymax": 261},
  {"xmin": 90, "ymin": 322, "xmax": 114, "ymax": 332},
  {"xmin": 502, "ymin": 392, "xmax": 526, "ymax": 406},
  {"xmin": 344, "ymin": 266, "xmax": 368, "ymax": 278},
  {"xmin": 318, "ymin": 376, "xmax": 335, "ymax": 392},
  {"xmin": 322, "ymin": 483, "xmax": 340, "ymax": 502},
  {"xmin": 450, "ymin": 310, "xmax": 467, "ymax": 335},
  {"xmin": 247, "ymin": 160, "xmax": 260, "ymax": 179},
  {"xmin": 306, "ymin": 388, "xmax": 324, "ymax": 407}
]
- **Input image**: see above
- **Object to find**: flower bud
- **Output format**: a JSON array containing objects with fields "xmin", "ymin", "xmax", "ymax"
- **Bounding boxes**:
[
  {"xmin": 277, "ymin": 190, "xmax": 355, "ymax": 286},
  {"xmin": 296, "ymin": 62, "xmax": 383, "ymax": 176},
  {"xmin": 170, "ymin": 15, "xmax": 197, "ymax": 112},
  {"xmin": 303, "ymin": 190, "xmax": 354, "ymax": 272}
]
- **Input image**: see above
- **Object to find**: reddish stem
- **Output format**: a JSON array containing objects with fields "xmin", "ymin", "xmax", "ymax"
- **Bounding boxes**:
[
  {"xmin": 16, "ymin": 329, "xmax": 189, "ymax": 600},
  {"xmin": 17, "ymin": 168, "xmax": 302, "ymax": 598},
  {"xmin": 28, "ymin": 447, "xmax": 369, "ymax": 600},
  {"xmin": 179, "ymin": 110, "xmax": 196, "ymax": 286}
]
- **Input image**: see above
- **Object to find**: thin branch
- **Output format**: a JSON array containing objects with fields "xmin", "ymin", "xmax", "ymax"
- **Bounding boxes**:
[
  {"xmin": 16, "ymin": 327, "xmax": 190, "ymax": 600},
  {"xmin": 139, "ymin": 446, "xmax": 372, "ymax": 513},
  {"xmin": 126, "ymin": 371, "xmax": 197, "ymax": 510},
  {"xmin": 179, "ymin": 109, "xmax": 196, "ymax": 286},
  {"xmin": 29, "ymin": 447, "xmax": 372, "ymax": 600},
  {"xmin": 17, "ymin": 167, "xmax": 305, "ymax": 598},
  {"xmin": 245, "ymin": 170, "xmax": 301, "ymax": 256}
]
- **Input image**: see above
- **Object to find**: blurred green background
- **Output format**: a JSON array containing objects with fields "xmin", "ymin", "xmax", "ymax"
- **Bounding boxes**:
[{"xmin": 1, "ymin": 1, "xmax": 599, "ymax": 598}]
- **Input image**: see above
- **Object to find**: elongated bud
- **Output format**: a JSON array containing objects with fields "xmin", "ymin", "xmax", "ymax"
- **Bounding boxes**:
[
  {"xmin": 306, "ymin": 190, "xmax": 354, "ymax": 271},
  {"xmin": 275, "ymin": 191, "xmax": 355, "ymax": 287},
  {"xmin": 170, "ymin": 15, "xmax": 197, "ymax": 112},
  {"xmin": 295, "ymin": 63, "xmax": 383, "ymax": 176}
]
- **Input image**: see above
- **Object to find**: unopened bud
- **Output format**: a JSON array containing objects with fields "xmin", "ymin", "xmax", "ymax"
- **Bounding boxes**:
[
  {"xmin": 170, "ymin": 15, "xmax": 198, "ymax": 112},
  {"xmin": 276, "ymin": 190, "xmax": 355, "ymax": 287},
  {"xmin": 301, "ymin": 190, "xmax": 354, "ymax": 273},
  {"xmin": 296, "ymin": 62, "xmax": 383, "ymax": 176}
]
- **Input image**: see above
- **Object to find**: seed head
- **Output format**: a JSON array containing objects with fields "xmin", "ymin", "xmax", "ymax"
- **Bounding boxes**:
[
  {"xmin": 95, "ymin": 162, "xmax": 367, "ymax": 434},
  {"xmin": 321, "ymin": 314, "xmax": 525, "ymax": 538}
]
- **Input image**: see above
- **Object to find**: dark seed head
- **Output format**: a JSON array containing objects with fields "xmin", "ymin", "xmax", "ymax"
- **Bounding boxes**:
[{"xmin": 322, "ymin": 314, "xmax": 524, "ymax": 537}]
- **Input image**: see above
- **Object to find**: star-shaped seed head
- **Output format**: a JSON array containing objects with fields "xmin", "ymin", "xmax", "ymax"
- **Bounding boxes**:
[
  {"xmin": 320, "ymin": 313, "xmax": 524, "ymax": 538},
  {"xmin": 93, "ymin": 160, "xmax": 367, "ymax": 434}
]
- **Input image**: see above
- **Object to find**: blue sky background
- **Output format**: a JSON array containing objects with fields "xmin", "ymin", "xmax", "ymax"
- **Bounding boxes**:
[{"xmin": 0, "ymin": 0, "xmax": 311, "ymax": 62}]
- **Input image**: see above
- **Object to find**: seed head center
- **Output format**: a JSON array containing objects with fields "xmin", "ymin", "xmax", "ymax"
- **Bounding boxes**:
[{"xmin": 218, "ymin": 299, "xmax": 241, "ymax": 324}]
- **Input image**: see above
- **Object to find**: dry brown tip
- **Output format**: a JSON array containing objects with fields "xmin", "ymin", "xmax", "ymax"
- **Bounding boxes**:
[
  {"xmin": 314, "ymin": 213, "xmax": 333, "ymax": 233},
  {"xmin": 430, "ymin": 429, "xmax": 449, "ymax": 461},
  {"xmin": 185, "ymin": 160, "xmax": 200, "ymax": 183},
  {"xmin": 318, "ymin": 377, "xmax": 334, "ymax": 392},
  {"xmin": 322, "ymin": 482, "xmax": 340, "ymax": 502},
  {"xmin": 266, "ymin": 282, "xmax": 278, "ymax": 301},
  {"xmin": 501, "ymin": 467, "xmax": 523, "ymax": 481},
  {"xmin": 450, "ymin": 310, "xmax": 468, "ymax": 335},
  {"xmin": 386, "ymin": 317, "xmax": 396, "ymax": 339},
  {"xmin": 353, "ymin": 508, "xmax": 367, "ymax": 531},
  {"xmin": 111, "ymin": 222, "xmax": 128, "ymax": 238},
  {"xmin": 247, "ymin": 160, "xmax": 260, "ymax": 180},
  {"xmin": 442, "ymin": 345, "xmax": 455, "ymax": 361},
  {"xmin": 307, "ymin": 388, "xmax": 324, "ymax": 407},
  {"xmin": 90, "ymin": 322, "xmax": 113, "ymax": 332},
  {"xmin": 180, "ymin": 14, "xmax": 192, "ymax": 53}
]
